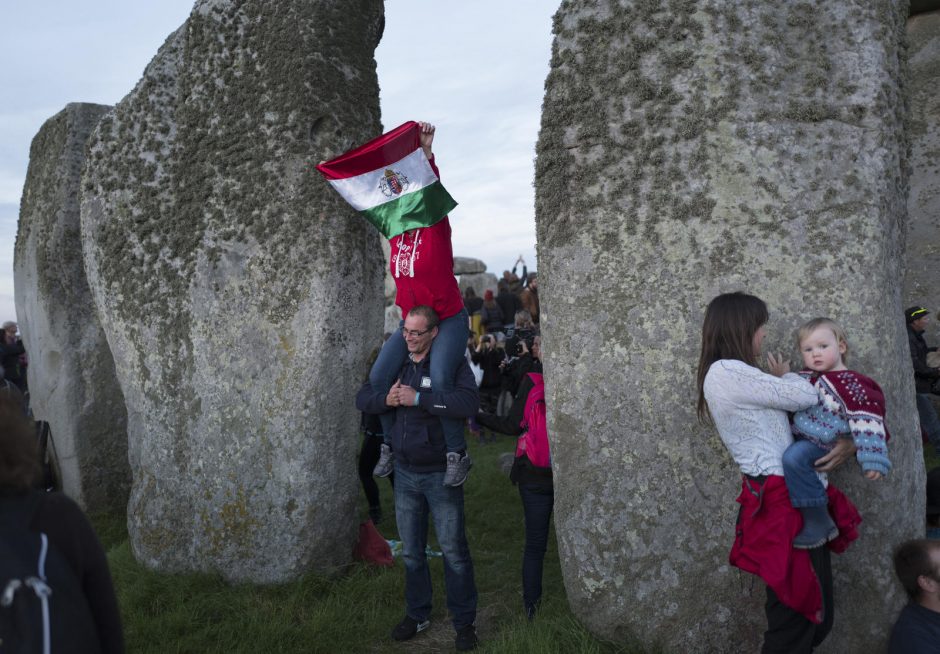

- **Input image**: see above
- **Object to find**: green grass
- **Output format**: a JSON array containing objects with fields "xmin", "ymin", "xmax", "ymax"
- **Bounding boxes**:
[
  {"xmin": 90, "ymin": 436, "xmax": 637, "ymax": 654},
  {"xmin": 91, "ymin": 439, "xmax": 940, "ymax": 653}
]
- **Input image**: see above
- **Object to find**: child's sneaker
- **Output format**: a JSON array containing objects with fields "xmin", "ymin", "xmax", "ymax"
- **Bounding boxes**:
[
  {"xmin": 373, "ymin": 444, "xmax": 394, "ymax": 478},
  {"xmin": 443, "ymin": 451, "xmax": 472, "ymax": 487},
  {"xmin": 793, "ymin": 505, "xmax": 838, "ymax": 549}
]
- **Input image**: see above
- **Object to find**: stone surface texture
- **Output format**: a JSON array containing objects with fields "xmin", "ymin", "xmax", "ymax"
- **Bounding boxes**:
[
  {"xmin": 80, "ymin": 0, "xmax": 385, "ymax": 582},
  {"xmin": 457, "ymin": 272, "xmax": 498, "ymax": 298},
  {"xmin": 14, "ymin": 103, "xmax": 130, "ymax": 513},
  {"xmin": 535, "ymin": 2, "xmax": 919, "ymax": 651},
  {"xmin": 453, "ymin": 256, "xmax": 487, "ymax": 275},
  {"xmin": 904, "ymin": 11, "xmax": 940, "ymax": 317},
  {"xmin": 384, "ymin": 303, "xmax": 402, "ymax": 335}
]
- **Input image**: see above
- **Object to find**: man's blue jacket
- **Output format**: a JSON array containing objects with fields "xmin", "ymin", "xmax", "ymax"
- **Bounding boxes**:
[{"xmin": 356, "ymin": 354, "xmax": 479, "ymax": 473}]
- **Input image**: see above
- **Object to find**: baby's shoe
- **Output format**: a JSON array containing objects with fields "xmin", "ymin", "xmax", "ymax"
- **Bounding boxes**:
[{"xmin": 793, "ymin": 505, "xmax": 838, "ymax": 549}]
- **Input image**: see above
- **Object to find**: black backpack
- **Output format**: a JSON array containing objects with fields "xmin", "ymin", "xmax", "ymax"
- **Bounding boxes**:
[{"xmin": 0, "ymin": 491, "xmax": 102, "ymax": 654}]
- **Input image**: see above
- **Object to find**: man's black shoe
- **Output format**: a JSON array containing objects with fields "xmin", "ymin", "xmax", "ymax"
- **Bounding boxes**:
[
  {"xmin": 391, "ymin": 615, "xmax": 429, "ymax": 641},
  {"xmin": 455, "ymin": 624, "xmax": 478, "ymax": 651}
]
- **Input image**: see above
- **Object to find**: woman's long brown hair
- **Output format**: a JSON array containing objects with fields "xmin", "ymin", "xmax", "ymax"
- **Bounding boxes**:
[
  {"xmin": 0, "ymin": 394, "xmax": 40, "ymax": 494},
  {"xmin": 695, "ymin": 292, "xmax": 769, "ymax": 422}
]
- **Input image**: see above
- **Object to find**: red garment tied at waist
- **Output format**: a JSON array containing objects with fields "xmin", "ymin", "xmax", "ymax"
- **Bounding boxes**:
[{"xmin": 729, "ymin": 475, "xmax": 861, "ymax": 623}]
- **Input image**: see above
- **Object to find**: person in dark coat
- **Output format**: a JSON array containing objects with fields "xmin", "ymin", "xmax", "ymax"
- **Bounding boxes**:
[
  {"xmin": 463, "ymin": 287, "xmax": 483, "ymax": 317},
  {"xmin": 889, "ymin": 539, "xmax": 940, "ymax": 653},
  {"xmin": 481, "ymin": 290, "xmax": 504, "ymax": 334},
  {"xmin": 0, "ymin": 394, "xmax": 124, "ymax": 653},
  {"xmin": 906, "ymin": 306, "xmax": 940, "ymax": 453},
  {"xmin": 477, "ymin": 336, "xmax": 550, "ymax": 620},
  {"xmin": 356, "ymin": 305, "xmax": 480, "ymax": 651},
  {"xmin": 0, "ymin": 321, "xmax": 27, "ymax": 393},
  {"xmin": 495, "ymin": 281, "xmax": 522, "ymax": 335},
  {"xmin": 470, "ymin": 334, "xmax": 503, "ymax": 414}
]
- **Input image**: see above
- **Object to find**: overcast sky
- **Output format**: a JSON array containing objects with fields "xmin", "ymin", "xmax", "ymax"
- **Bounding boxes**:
[{"xmin": 0, "ymin": 1, "xmax": 554, "ymax": 322}]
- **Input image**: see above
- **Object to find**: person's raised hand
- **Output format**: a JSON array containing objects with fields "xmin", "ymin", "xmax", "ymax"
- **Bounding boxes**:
[
  {"xmin": 766, "ymin": 352, "xmax": 790, "ymax": 377},
  {"xmin": 418, "ymin": 121, "xmax": 435, "ymax": 158}
]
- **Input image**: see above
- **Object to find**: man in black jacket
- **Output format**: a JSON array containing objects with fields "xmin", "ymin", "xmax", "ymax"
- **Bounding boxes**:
[
  {"xmin": 907, "ymin": 306, "xmax": 940, "ymax": 453},
  {"xmin": 889, "ymin": 539, "xmax": 940, "ymax": 653},
  {"xmin": 356, "ymin": 305, "xmax": 480, "ymax": 651}
]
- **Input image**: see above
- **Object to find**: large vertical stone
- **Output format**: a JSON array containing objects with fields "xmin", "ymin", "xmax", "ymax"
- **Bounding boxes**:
[
  {"xmin": 14, "ymin": 103, "xmax": 130, "ymax": 513},
  {"xmin": 80, "ymin": 0, "xmax": 385, "ymax": 582},
  {"xmin": 904, "ymin": 11, "xmax": 940, "ymax": 314},
  {"xmin": 536, "ymin": 2, "xmax": 919, "ymax": 651}
]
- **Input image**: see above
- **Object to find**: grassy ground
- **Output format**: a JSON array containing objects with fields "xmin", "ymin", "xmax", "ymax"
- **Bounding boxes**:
[
  {"xmin": 88, "ymin": 437, "xmax": 940, "ymax": 653},
  {"xmin": 90, "ymin": 435, "xmax": 636, "ymax": 654}
]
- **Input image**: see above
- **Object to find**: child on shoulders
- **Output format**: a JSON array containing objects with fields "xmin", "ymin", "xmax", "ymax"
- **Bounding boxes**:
[{"xmin": 782, "ymin": 317, "xmax": 890, "ymax": 549}]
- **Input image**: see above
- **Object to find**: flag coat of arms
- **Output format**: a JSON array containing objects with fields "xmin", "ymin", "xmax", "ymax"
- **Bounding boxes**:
[{"xmin": 315, "ymin": 121, "xmax": 458, "ymax": 239}]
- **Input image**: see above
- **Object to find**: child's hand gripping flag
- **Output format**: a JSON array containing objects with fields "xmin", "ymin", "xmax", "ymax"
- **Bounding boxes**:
[{"xmin": 315, "ymin": 121, "xmax": 457, "ymax": 239}]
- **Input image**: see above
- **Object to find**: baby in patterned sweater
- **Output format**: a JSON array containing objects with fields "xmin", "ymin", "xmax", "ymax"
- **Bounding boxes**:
[{"xmin": 783, "ymin": 317, "xmax": 890, "ymax": 549}]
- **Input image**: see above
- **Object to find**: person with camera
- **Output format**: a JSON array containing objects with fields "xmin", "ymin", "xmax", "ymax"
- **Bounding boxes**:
[
  {"xmin": 500, "ymin": 335, "xmax": 540, "ymax": 407},
  {"xmin": 476, "ymin": 335, "xmax": 549, "ymax": 621},
  {"xmin": 906, "ymin": 306, "xmax": 940, "ymax": 454},
  {"xmin": 471, "ymin": 334, "xmax": 503, "ymax": 415}
]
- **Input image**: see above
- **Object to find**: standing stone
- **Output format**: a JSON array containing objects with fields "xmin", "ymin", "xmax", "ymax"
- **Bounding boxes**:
[
  {"xmin": 536, "ymin": 2, "xmax": 918, "ymax": 651},
  {"xmin": 904, "ymin": 10, "xmax": 940, "ymax": 316},
  {"xmin": 80, "ymin": 0, "xmax": 385, "ymax": 582},
  {"xmin": 380, "ymin": 238, "xmax": 396, "ymax": 302},
  {"xmin": 457, "ymin": 272, "xmax": 498, "ymax": 298},
  {"xmin": 453, "ymin": 256, "xmax": 487, "ymax": 275},
  {"xmin": 14, "ymin": 103, "xmax": 130, "ymax": 513},
  {"xmin": 384, "ymin": 303, "xmax": 402, "ymax": 336}
]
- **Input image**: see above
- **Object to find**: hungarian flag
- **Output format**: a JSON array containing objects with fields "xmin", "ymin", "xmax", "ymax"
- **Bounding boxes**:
[{"xmin": 315, "ymin": 121, "xmax": 458, "ymax": 239}]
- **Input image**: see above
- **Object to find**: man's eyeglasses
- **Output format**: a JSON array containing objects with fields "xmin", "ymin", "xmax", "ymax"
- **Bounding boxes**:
[{"xmin": 401, "ymin": 327, "xmax": 432, "ymax": 338}]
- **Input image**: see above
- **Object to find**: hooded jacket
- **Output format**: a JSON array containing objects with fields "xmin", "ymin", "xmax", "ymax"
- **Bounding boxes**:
[
  {"xmin": 387, "ymin": 156, "xmax": 463, "ymax": 322},
  {"xmin": 356, "ymin": 354, "xmax": 479, "ymax": 473}
]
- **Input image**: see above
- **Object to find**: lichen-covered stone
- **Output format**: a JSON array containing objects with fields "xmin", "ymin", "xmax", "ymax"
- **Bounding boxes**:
[
  {"xmin": 904, "ymin": 11, "xmax": 940, "ymax": 314},
  {"xmin": 80, "ymin": 0, "xmax": 385, "ymax": 582},
  {"xmin": 14, "ymin": 103, "xmax": 130, "ymax": 513},
  {"xmin": 536, "ymin": 2, "xmax": 919, "ymax": 650}
]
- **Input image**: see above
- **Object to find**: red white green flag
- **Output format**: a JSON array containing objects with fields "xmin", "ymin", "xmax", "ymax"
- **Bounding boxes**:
[{"xmin": 315, "ymin": 121, "xmax": 458, "ymax": 239}]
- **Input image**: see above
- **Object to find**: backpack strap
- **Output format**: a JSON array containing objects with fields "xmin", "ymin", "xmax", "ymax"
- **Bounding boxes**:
[{"xmin": 0, "ymin": 490, "xmax": 54, "ymax": 654}]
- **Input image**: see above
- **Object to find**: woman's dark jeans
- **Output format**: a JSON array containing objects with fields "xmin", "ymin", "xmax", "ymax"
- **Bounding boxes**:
[
  {"xmin": 762, "ymin": 546, "xmax": 833, "ymax": 653},
  {"xmin": 518, "ymin": 483, "xmax": 554, "ymax": 609}
]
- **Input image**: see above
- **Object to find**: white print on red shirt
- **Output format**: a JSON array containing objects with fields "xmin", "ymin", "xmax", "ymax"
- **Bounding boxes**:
[{"xmin": 393, "ymin": 229, "xmax": 422, "ymax": 278}]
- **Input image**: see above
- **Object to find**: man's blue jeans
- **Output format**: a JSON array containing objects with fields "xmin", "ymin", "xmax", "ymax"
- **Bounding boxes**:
[
  {"xmin": 394, "ymin": 465, "xmax": 477, "ymax": 630},
  {"xmin": 519, "ymin": 483, "xmax": 554, "ymax": 609},
  {"xmin": 916, "ymin": 394, "xmax": 940, "ymax": 452},
  {"xmin": 369, "ymin": 309, "xmax": 469, "ymax": 452},
  {"xmin": 782, "ymin": 438, "xmax": 829, "ymax": 508}
]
